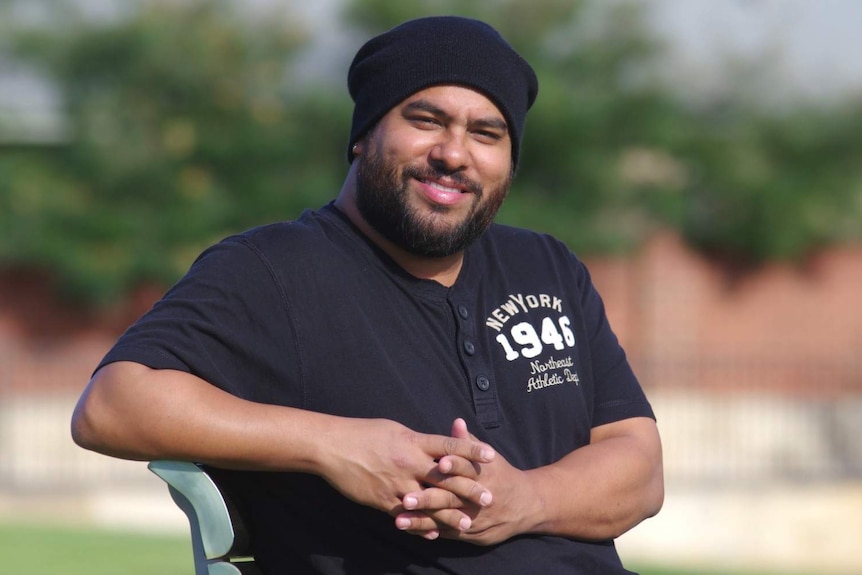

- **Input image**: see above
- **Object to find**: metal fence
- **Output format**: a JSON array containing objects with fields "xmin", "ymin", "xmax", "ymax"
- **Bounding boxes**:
[{"xmin": 2, "ymin": 373, "xmax": 861, "ymax": 495}]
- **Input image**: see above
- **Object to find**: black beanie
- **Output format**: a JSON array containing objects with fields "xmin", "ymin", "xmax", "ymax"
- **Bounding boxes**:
[{"xmin": 347, "ymin": 16, "xmax": 539, "ymax": 168}]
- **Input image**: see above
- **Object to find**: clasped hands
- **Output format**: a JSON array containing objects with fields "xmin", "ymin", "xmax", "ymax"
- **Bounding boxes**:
[{"xmin": 324, "ymin": 416, "xmax": 533, "ymax": 546}]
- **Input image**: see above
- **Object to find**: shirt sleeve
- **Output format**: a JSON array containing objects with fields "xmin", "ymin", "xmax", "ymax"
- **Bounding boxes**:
[
  {"xmin": 575, "ymin": 258, "xmax": 655, "ymax": 427},
  {"xmin": 96, "ymin": 235, "xmax": 303, "ymax": 406}
]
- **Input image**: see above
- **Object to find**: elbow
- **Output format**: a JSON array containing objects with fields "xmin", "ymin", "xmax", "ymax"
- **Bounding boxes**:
[
  {"xmin": 648, "ymin": 437, "xmax": 666, "ymax": 517},
  {"xmin": 635, "ymin": 447, "xmax": 665, "ymax": 525},
  {"xmin": 635, "ymin": 421, "xmax": 666, "ymax": 523},
  {"xmin": 611, "ymin": 452, "xmax": 665, "ymax": 539},
  {"xmin": 70, "ymin": 395, "xmax": 147, "ymax": 461},
  {"xmin": 628, "ymin": 456, "xmax": 665, "ymax": 536},
  {"xmin": 70, "ymin": 390, "xmax": 109, "ymax": 453},
  {"xmin": 70, "ymin": 363, "xmax": 179, "ymax": 462},
  {"xmin": 644, "ymin": 468, "xmax": 665, "ymax": 519},
  {"xmin": 70, "ymin": 369, "xmax": 140, "ymax": 458},
  {"xmin": 608, "ymin": 481, "xmax": 664, "ymax": 540}
]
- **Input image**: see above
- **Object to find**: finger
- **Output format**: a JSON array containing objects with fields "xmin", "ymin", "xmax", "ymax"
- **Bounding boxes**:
[
  {"xmin": 422, "ymin": 472, "xmax": 492, "ymax": 507},
  {"xmin": 395, "ymin": 514, "xmax": 441, "ymax": 540},
  {"xmin": 451, "ymin": 417, "xmax": 481, "ymax": 442},
  {"xmin": 436, "ymin": 435, "xmax": 495, "ymax": 463},
  {"xmin": 404, "ymin": 482, "xmax": 491, "ymax": 511},
  {"xmin": 403, "ymin": 487, "xmax": 462, "ymax": 511},
  {"xmin": 426, "ymin": 461, "xmax": 492, "ymax": 508},
  {"xmin": 450, "ymin": 417, "xmax": 469, "ymax": 439},
  {"xmin": 417, "ymin": 423, "xmax": 493, "ymax": 463},
  {"xmin": 395, "ymin": 509, "xmax": 472, "ymax": 534},
  {"xmin": 436, "ymin": 454, "xmax": 480, "ymax": 478},
  {"xmin": 435, "ymin": 476, "xmax": 493, "ymax": 507}
]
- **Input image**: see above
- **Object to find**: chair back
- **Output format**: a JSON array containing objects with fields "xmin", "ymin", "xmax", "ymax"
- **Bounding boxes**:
[{"xmin": 148, "ymin": 460, "xmax": 260, "ymax": 575}]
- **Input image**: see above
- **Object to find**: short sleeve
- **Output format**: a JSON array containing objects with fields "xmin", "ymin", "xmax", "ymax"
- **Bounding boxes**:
[
  {"xmin": 97, "ymin": 236, "xmax": 303, "ymax": 406},
  {"xmin": 576, "ymin": 259, "xmax": 654, "ymax": 427}
]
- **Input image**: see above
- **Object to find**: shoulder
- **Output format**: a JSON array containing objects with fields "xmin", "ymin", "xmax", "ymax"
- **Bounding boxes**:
[
  {"xmin": 208, "ymin": 205, "xmax": 347, "ymax": 267},
  {"xmin": 470, "ymin": 224, "xmax": 597, "ymax": 298},
  {"xmin": 482, "ymin": 223, "xmax": 585, "ymax": 270},
  {"xmin": 232, "ymin": 208, "xmax": 333, "ymax": 250}
]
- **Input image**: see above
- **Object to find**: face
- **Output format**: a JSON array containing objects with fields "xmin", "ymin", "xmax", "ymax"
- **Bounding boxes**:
[{"xmin": 354, "ymin": 85, "xmax": 514, "ymax": 258}]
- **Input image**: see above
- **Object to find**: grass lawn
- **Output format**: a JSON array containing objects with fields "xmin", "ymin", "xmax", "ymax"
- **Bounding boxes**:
[
  {"xmin": 0, "ymin": 522, "xmax": 818, "ymax": 575},
  {"xmin": 0, "ymin": 522, "xmax": 192, "ymax": 575}
]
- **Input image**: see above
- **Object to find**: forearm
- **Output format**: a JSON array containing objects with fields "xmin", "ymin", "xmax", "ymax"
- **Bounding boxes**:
[
  {"xmin": 71, "ymin": 361, "xmax": 331, "ymax": 472},
  {"xmin": 72, "ymin": 362, "xmax": 496, "ymax": 517},
  {"xmin": 521, "ymin": 417, "xmax": 664, "ymax": 541}
]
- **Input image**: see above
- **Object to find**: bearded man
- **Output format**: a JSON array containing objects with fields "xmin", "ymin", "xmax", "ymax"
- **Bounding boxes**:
[{"xmin": 72, "ymin": 16, "xmax": 663, "ymax": 575}]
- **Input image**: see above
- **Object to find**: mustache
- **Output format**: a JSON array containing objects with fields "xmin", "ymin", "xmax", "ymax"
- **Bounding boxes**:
[{"xmin": 402, "ymin": 165, "xmax": 483, "ymax": 196}]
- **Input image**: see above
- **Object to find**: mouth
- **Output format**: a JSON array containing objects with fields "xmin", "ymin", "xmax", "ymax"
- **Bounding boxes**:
[
  {"xmin": 414, "ymin": 176, "xmax": 473, "ymax": 208},
  {"xmin": 421, "ymin": 178, "xmax": 468, "ymax": 194}
]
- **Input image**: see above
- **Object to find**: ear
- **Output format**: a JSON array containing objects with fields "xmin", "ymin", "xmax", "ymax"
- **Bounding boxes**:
[{"xmin": 352, "ymin": 142, "xmax": 362, "ymax": 156}]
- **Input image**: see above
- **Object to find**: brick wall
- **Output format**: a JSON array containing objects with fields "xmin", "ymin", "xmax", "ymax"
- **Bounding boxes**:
[
  {"xmin": 585, "ymin": 232, "xmax": 862, "ymax": 397},
  {"xmin": 2, "ymin": 232, "xmax": 861, "ymax": 398}
]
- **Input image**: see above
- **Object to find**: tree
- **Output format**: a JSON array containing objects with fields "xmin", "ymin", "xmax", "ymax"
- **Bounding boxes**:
[
  {"xmin": 2, "ymin": 0, "xmax": 860, "ymax": 307},
  {"xmin": 0, "ymin": 0, "xmax": 351, "ymax": 305}
]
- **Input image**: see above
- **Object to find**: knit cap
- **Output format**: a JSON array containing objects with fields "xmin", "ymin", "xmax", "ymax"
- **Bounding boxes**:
[{"xmin": 347, "ymin": 16, "xmax": 539, "ymax": 167}]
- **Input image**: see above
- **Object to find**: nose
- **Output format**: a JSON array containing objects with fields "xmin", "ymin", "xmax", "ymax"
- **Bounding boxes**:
[{"xmin": 428, "ymin": 131, "xmax": 469, "ymax": 172}]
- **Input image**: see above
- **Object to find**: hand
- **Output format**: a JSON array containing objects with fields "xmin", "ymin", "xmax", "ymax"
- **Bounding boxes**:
[
  {"xmin": 393, "ymin": 418, "xmax": 494, "ymax": 539},
  {"xmin": 396, "ymin": 418, "xmax": 536, "ymax": 545},
  {"xmin": 396, "ymin": 417, "xmax": 665, "ymax": 544},
  {"xmin": 317, "ymin": 417, "xmax": 495, "ymax": 530}
]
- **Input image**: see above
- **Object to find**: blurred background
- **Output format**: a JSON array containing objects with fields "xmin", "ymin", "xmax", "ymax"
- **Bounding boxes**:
[{"xmin": 1, "ymin": 0, "xmax": 861, "ymax": 574}]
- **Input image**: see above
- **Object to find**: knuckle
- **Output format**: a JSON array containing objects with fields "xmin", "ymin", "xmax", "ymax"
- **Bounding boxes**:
[
  {"xmin": 443, "ymin": 436, "xmax": 459, "ymax": 455},
  {"xmin": 392, "ymin": 454, "xmax": 410, "ymax": 470}
]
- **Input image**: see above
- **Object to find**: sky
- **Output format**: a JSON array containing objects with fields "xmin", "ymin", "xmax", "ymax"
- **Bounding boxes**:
[
  {"xmin": 2, "ymin": 0, "xmax": 862, "ymax": 141},
  {"xmin": 642, "ymin": 0, "xmax": 862, "ymax": 101}
]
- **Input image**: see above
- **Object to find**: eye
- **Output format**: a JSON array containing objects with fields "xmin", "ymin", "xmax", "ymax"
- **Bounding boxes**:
[
  {"xmin": 408, "ymin": 115, "xmax": 441, "ymax": 129},
  {"xmin": 472, "ymin": 129, "xmax": 504, "ymax": 144}
]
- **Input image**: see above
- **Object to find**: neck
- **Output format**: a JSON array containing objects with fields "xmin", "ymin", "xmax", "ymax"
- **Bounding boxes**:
[{"xmin": 334, "ymin": 166, "xmax": 464, "ymax": 287}]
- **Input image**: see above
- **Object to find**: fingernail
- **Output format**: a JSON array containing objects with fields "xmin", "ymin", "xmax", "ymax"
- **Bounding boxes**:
[
  {"xmin": 480, "ymin": 491, "xmax": 492, "ymax": 506},
  {"xmin": 481, "ymin": 448, "xmax": 495, "ymax": 461},
  {"xmin": 396, "ymin": 517, "xmax": 410, "ymax": 530},
  {"xmin": 459, "ymin": 517, "xmax": 471, "ymax": 530},
  {"xmin": 403, "ymin": 496, "xmax": 418, "ymax": 509}
]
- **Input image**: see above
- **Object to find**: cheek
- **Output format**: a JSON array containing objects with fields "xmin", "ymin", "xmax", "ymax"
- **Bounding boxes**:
[
  {"xmin": 476, "ymin": 154, "xmax": 513, "ymax": 187},
  {"xmin": 377, "ymin": 126, "xmax": 435, "ymax": 158}
]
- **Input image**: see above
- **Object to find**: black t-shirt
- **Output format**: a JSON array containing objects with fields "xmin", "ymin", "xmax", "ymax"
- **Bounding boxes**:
[{"xmin": 99, "ymin": 203, "xmax": 652, "ymax": 574}]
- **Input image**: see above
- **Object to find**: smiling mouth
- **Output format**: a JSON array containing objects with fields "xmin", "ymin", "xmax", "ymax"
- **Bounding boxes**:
[
  {"xmin": 423, "ymin": 179, "xmax": 465, "ymax": 194},
  {"xmin": 405, "ymin": 165, "xmax": 483, "ymax": 197}
]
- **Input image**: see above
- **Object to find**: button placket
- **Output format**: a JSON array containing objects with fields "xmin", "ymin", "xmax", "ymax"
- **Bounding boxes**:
[{"xmin": 450, "ymin": 298, "xmax": 500, "ymax": 428}]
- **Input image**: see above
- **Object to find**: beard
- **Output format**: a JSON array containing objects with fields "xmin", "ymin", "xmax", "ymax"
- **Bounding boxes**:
[{"xmin": 354, "ymin": 147, "xmax": 511, "ymax": 258}]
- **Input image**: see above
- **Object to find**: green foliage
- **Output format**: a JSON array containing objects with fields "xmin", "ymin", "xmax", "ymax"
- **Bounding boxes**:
[
  {"xmin": 676, "ymin": 101, "xmax": 862, "ymax": 262},
  {"xmin": 1, "ymin": 0, "xmax": 351, "ymax": 305},
  {"xmin": 1, "ymin": 0, "xmax": 861, "ymax": 306}
]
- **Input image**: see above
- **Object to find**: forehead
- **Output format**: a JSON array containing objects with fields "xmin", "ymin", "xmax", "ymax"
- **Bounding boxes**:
[{"xmin": 396, "ymin": 85, "xmax": 507, "ymax": 124}]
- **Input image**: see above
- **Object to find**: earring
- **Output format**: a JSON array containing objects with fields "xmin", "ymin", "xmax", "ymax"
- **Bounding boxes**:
[{"xmin": 352, "ymin": 143, "xmax": 360, "ymax": 156}]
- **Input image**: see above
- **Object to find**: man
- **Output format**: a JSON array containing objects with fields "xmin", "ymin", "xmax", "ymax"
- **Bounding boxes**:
[{"xmin": 72, "ymin": 16, "xmax": 663, "ymax": 574}]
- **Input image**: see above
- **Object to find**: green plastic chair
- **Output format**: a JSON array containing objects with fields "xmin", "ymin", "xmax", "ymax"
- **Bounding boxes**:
[{"xmin": 148, "ymin": 460, "xmax": 260, "ymax": 575}]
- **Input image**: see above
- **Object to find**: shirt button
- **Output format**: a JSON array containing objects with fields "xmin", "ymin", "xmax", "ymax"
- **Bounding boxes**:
[
  {"xmin": 463, "ymin": 340, "xmax": 475, "ymax": 355},
  {"xmin": 458, "ymin": 305, "xmax": 469, "ymax": 320},
  {"xmin": 476, "ymin": 375, "xmax": 490, "ymax": 391}
]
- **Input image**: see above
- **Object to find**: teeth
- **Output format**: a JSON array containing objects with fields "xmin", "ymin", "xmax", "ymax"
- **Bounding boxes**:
[{"xmin": 427, "ymin": 181, "xmax": 461, "ymax": 193}]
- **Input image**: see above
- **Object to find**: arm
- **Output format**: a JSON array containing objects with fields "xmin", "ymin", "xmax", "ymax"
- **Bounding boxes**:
[
  {"xmin": 397, "ymin": 416, "xmax": 663, "ymax": 544},
  {"xmin": 71, "ymin": 361, "xmax": 495, "ymax": 516}
]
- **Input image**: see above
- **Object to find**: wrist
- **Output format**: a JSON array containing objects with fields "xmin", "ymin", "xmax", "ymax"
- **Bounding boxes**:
[{"xmin": 516, "ymin": 467, "xmax": 555, "ymax": 535}]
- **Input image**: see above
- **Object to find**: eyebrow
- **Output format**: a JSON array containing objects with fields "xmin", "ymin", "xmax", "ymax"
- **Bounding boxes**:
[{"xmin": 402, "ymin": 99, "xmax": 509, "ymax": 134}]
